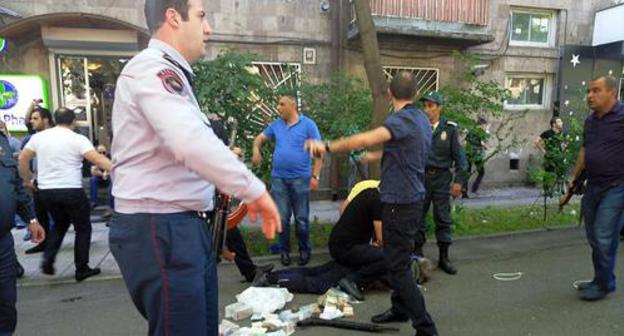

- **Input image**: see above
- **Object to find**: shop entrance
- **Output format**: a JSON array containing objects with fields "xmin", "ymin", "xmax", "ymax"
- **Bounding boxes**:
[{"xmin": 55, "ymin": 55, "xmax": 129, "ymax": 147}]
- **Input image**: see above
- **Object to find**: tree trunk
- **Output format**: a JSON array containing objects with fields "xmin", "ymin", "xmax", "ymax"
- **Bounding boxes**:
[{"xmin": 353, "ymin": 0, "xmax": 388, "ymax": 179}]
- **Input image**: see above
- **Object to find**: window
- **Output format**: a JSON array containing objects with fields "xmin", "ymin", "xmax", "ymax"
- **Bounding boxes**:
[
  {"xmin": 383, "ymin": 66, "xmax": 439, "ymax": 97},
  {"xmin": 510, "ymin": 10, "xmax": 556, "ymax": 47},
  {"xmin": 505, "ymin": 74, "xmax": 549, "ymax": 109}
]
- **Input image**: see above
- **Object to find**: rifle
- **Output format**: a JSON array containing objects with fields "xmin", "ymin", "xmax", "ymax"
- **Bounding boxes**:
[
  {"xmin": 559, "ymin": 169, "xmax": 586, "ymax": 213},
  {"xmin": 297, "ymin": 317, "xmax": 400, "ymax": 333},
  {"xmin": 210, "ymin": 117, "xmax": 239, "ymax": 259}
]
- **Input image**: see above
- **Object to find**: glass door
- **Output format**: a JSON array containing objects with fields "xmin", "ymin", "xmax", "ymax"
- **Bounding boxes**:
[{"xmin": 56, "ymin": 55, "xmax": 129, "ymax": 147}]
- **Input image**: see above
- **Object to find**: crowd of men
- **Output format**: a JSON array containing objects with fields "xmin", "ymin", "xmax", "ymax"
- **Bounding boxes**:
[{"xmin": 1, "ymin": 0, "xmax": 623, "ymax": 335}]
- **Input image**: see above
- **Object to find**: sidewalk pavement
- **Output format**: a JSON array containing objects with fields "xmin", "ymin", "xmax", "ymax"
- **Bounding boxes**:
[{"xmin": 12, "ymin": 186, "xmax": 561, "ymax": 287}]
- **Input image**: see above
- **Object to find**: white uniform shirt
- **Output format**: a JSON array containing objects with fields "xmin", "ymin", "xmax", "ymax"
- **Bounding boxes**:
[
  {"xmin": 111, "ymin": 39, "xmax": 265, "ymax": 214},
  {"xmin": 24, "ymin": 126, "xmax": 94, "ymax": 190}
]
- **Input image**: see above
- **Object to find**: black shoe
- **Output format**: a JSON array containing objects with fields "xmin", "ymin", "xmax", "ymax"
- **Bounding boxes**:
[
  {"xmin": 250, "ymin": 263, "xmax": 274, "ymax": 285},
  {"xmin": 25, "ymin": 243, "xmax": 46, "ymax": 254},
  {"xmin": 251, "ymin": 272, "xmax": 271, "ymax": 287},
  {"xmin": 438, "ymin": 244, "xmax": 458, "ymax": 275},
  {"xmin": 579, "ymin": 286, "xmax": 610, "ymax": 301},
  {"xmin": 75, "ymin": 267, "xmax": 101, "ymax": 282},
  {"xmin": 281, "ymin": 253, "xmax": 291, "ymax": 266},
  {"xmin": 16, "ymin": 262, "xmax": 25, "ymax": 279},
  {"xmin": 438, "ymin": 259, "xmax": 458, "ymax": 275},
  {"xmin": 371, "ymin": 308, "xmax": 409, "ymax": 324},
  {"xmin": 298, "ymin": 251, "xmax": 310, "ymax": 266},
  {"xmin": 338, "ymin": 278, "xmax": 364, "ymax": 301},
  {"xmin": 41, "ymin": 261, "xmax": 55, "ymax": 276}
]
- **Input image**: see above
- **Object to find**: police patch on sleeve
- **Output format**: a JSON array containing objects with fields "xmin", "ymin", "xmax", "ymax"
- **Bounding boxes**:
[{"xmin": 157, "ymin": 68, "xmax": 186, "ymax": 95}]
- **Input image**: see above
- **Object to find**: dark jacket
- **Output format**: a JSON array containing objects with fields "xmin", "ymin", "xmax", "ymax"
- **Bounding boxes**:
[
  {"xmin": 427, "ymin": 116, "xmax": 468, "ymax": 185},
  {"xmin": 0, "ymin": 132, "xmax": 35, "ymax": 239}
]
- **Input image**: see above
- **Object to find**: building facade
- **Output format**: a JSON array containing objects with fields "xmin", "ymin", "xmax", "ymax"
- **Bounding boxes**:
[{"xmin": 1, "ymin": 0, "xmax": 622, "ymax": 192}]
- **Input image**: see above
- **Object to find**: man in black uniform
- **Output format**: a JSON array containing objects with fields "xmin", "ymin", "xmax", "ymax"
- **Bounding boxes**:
[
  {"xmin": 253, "ymin": 181, "xmax": 385, "ymax": 300},
  {"xmin": 535, "ymin": 117, "xmax": 566, "ymax": 195},
  {"xmin": 0, "ymin": 127, "xmax": 45, "ymax": 335},
  {"xmin": 463, "ymin": 117, "xmax": 489, "ymax": 198},
  {"xmin": 415, "ymin": 91, "xmax": 468, "ymax": 275}
]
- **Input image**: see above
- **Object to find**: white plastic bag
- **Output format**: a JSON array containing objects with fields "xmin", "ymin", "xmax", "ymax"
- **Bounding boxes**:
[{"xmin": 236, "ymin": 287, "xmax": 294, "ymax": 314}]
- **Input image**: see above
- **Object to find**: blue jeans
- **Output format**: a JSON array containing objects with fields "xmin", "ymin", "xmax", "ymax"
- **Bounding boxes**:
[
  {"xmin": 90, "ymin": 176, "xmax": 113, "ymax": 208},
  {"xmin": 582, "ymin": 185, "xmax": 624, "ymax": 292},
  {"xmin": 109, "ymin": 212, "xmax": 218, "ymax": 336},
  {"xmin": 271, "ymin": 177, "xmax": 311, "ymax": 254},
  {"xmin": 0, "ymin": 234, "xmax": 17, "ymax": 335}
]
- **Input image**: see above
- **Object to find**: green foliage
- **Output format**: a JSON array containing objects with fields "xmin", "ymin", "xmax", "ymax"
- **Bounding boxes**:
[
  {"xmin": 527, "ymin": 89, "xmax": 585, "ymax": 198},
  {"xmin": 300, "ymin": 73, "xmax": 372, "ymax": 141},
  {"xmin": 435, "ymin": 52, "xmax": 525, "ymax": 172},
  {"xmin": 192, "ymin": 50, "xmax": 279, "ymax": 181},
  {"xmin": 193, "ymin": 51, "xmax": 374, "ymax": 183},
  {"xmin": 240, "ymin": 202, "xmax": 581, "ymax": 257}
]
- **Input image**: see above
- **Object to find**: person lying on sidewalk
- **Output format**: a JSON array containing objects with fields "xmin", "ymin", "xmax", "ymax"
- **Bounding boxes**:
[{"xmin": 253, "ymin": 180, "xmax": 431, "ymax": 299}]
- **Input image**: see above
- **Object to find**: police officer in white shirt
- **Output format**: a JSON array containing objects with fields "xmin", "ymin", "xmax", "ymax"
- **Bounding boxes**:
[
  {"xmin": 108, "ymin": 1, "xmax": 281, "ymax": 335},
  {"xmin": 18, "ymin": 107, "xmax": 112, "ymax": 282}
]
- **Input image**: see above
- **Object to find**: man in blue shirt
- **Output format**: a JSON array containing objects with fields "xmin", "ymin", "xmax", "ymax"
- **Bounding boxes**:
[
  {"xmin": 306, "ymin": 72, "xmax": 438, "ymax": 336},
  {"xmin": 569, "ymin": 75, "xmax": 624, "ymax": 301},
  {"xmin": 253, "ymin": 95, "xmax": 323, "ymax": 266}
]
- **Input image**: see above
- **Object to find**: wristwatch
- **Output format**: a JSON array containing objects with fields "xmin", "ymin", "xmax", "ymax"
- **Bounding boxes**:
[
  {"xmin": 312, "ymin": 175, "xmax": 320, "ymax": 180},
  {"xmin": 29, "ymin": 218, "xmax": 38, "ymax": 226},
  {"xmin": 324, "ymin": 141, "xmax": 331, "ymax": 153}
]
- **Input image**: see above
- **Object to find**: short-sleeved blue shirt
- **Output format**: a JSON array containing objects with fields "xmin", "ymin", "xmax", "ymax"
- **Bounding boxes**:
[
  {"xmin": 380, "ymin": 104, "xmax": 432, "ymax": 204},
  {"xmin": 584, "ymin": 101, "xmax": 624, "ymax": 187},
  {"xmin": 263, "ymin": 114, "xmax": 321, "ymax": 178}
]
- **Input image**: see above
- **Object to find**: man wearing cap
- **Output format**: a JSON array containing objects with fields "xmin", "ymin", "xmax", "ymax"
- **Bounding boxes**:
[{"xmin": 415, "ymin": 91, "xmax": 468, "ymax": 275}]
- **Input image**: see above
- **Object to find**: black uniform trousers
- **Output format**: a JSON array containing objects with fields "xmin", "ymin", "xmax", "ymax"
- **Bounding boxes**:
[
  {"xmin": 415, "ymin": 168, "xmax": 453, "ymax": 249},
  {"xmin": 330, "ymin": 243, "xmax": 386, "ymax": 286},
  {"xmin": 468, "ymin": 159, "xmax": 485, "ymax": 194},
  {"xmin": 383, "ymin": 202, "xmax": 437, "ymax": 336},
  {"xmin": 0, "ymin": 234, "xmax": 17, "ymax": 335},
  {"xmin": 39, "ymin": 188, "xmax": 92, "ymax": 272},
  {"xmin": 32, "ymin": 190, "xmax": 51, "ymax": 244},
  {"xmin": 225, "ymin": 227, "xmax": 256, "ymax": 282},
  {"xmin": 274, "ymin": 261, "xmax": 352, "ymax": 294}
]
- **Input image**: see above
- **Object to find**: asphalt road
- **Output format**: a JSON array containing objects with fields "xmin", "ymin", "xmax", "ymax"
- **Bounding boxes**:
[{"xmin": 14, "ymin": 227, "xmax": 624, "ymax": 336}]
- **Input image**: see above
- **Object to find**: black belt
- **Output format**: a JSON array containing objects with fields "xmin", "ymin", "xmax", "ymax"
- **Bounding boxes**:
[{"xmin": 197, "ymin": 211, "xmax": 214, "ymax": 222}]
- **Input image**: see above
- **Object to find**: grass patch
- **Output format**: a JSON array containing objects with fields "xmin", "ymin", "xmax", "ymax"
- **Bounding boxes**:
[{"xmin": 239, "ymin": 202, "xmax": 581, "ymax": 257}]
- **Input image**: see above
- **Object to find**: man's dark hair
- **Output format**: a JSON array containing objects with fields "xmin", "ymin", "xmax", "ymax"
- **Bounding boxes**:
[
  {"xmin": 550, "ymin": 117, "xmax": 561, "ymax": 128},
  {"xmin": 53, "ymin": 107, "xmax": 76, "ymax": 126},
  {"xmin": 33, "ymin": 107, "xmax": 54, "ymax": 127},
  {"xmin": 145, "ymin": 0, "xmax": 190, "ymax": 33},
  {"xmin": 389, "ymin": 71, "xmax": 417, "ymax": 100},
  {"xmin": 590, "ymin": 75, "xmax": 618, "ymax": 93}
]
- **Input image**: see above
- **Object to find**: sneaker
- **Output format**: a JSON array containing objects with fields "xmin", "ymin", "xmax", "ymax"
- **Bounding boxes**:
[{"xmin": 574, "ymin": 280, "xmax": 597, "ymax": 291}]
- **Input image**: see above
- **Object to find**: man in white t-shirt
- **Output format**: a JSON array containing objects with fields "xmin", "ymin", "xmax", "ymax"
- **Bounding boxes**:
[{"xmin": 18, "ymin": 107, "xmax": 112, "ymax": 282}]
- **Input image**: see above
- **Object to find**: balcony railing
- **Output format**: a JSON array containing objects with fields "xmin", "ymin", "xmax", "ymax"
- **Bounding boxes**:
[{"xmin": 351, "ymin": 0, "xmax": 490, "ymax": 26}]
